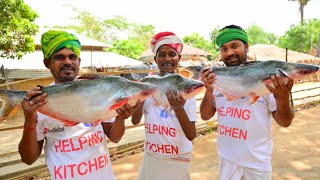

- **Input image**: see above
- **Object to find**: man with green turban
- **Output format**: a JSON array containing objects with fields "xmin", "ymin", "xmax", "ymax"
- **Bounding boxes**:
[
  {"xmin": 41, "ymin": 30, "xmax": 81, "ymax": 60},
  {"xmin": 200, "ymin": 25, "xmax": 294, "ymax": 180},
  {"xmin": 215, "ymin": 25, "xmax": 249, "ymax": 67},
  {"xmin": 215, "ymin": 25, "xmax": 249, "ymax": 49},
  {"xmin": 19, "ymin": 30, "xmax": 141, "ymax": 180},
  {"xmin": 40, "ymin": 30, "xmax": 82, "ymax": 83}
]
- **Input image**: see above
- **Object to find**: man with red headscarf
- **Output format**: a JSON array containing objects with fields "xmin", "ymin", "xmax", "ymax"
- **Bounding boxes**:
[{"xmin": 132, "ymin": 32, "xmax": 197, "ymax": 180}]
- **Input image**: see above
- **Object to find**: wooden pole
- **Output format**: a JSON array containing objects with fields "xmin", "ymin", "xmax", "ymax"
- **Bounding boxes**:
[{"xmin": 286, "ymin": 48, "xmax": 294, "ymax": 108}]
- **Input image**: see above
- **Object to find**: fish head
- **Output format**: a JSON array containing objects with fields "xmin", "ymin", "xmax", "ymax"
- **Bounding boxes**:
[
  {"xmin": 165, "ymin": 74, "xmax": 205, "ymax": 100},
  {"xmin": 125, "ymin": 80, "xmax": 158, "ymax": 102},
  {"xmin": 186, "ymin": 65, "xmax": 204, "ymax": 80},
  {"xmin": 280, "ymin": 62, "xmax": 320, "ymax": 80}
]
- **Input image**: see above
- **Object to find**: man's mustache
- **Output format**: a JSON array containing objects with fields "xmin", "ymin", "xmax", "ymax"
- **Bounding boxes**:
[
  {"xmin": 226, "ymin": 55, "xmax": 238, "ymax": 60},
  {"xmin": 60, "ymin": 65, "xmax": 75, "ymax": 71}
]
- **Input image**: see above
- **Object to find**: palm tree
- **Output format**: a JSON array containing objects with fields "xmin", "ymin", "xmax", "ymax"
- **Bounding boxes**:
[{"xmin": 289, "ymin": 0, "xmax": 311, "ymax": 25}]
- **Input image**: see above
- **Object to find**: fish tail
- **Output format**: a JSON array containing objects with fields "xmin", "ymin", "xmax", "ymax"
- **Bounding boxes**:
[{"xmin": 0, "ymin": 91, "xmax": 20, "ymax": 120}]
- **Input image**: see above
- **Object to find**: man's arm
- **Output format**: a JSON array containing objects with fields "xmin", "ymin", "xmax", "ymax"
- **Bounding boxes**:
[
  {"xmin": 19, "ymin": 87, "xmax": 48, "ymax": 164},
  {"xmin": 200, "ymin": 69, "xmax": 217, "ymax": 120},
  {"xmin": 131, "ymin": 101, "xmax": 145, "ymax": 125},
  {"xmin": 200, "ymin": 88, "xmax": 216, "ymax": 120},
  {"xmin": 102, "ymin": 101, "xmax": 141, "ymax": 143},
  {"xmin": 266, "ymin": 75, "xmax": 294, "ymax": 127},
  {"xmin": 166, "ymin": 91, "xmax": 197, "ymax": 141}
]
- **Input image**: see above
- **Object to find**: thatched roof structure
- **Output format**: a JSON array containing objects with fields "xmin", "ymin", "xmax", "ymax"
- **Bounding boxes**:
[
  {"xmin": 248, "ymin": 44, "xmax": 320, "ymax": 64},
  {"xmin": 215, "ymin": 44, "xmax": 320, "ymax": 65}
]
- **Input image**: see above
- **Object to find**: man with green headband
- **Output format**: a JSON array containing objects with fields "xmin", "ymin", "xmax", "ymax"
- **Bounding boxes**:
[
  {"xmin": 18, "ymin": 30, "xmax": 140, "ymax": 180},
  {"xmin": 200, "ymin": 25, "xmax": 294, "ymax": 179}
]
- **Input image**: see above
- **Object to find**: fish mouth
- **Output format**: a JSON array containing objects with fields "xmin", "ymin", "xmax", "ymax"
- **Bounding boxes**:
[
  {"xmin": 315, "ymin": 67, "xmax": 320, "ymax": 74},
  {"xmin": 294, "ymin": 66, "xmax": 320, "ymax": 77}
]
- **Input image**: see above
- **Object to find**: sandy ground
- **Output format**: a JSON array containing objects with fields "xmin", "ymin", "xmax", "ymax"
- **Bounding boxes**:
[{"xmin": 112, "ymin": 105, "xmax": 320, "ymax": 180}]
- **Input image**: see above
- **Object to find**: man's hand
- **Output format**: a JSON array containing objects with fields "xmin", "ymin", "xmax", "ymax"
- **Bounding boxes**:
[
  {"xmin": 200, "ymin": 69, "xmax": 216, "ymax": 91},
  {"xmin": 21, "ymin": 86, "xmax": 48, "ymax": 121},
  {"xmin": 115, "ymin": 100, "xmax": 142, "ymax": 121},
  {"xmin": 166, "ymin": 90, "xmax": 186, "ymax": 110},
  {"xmin": 265, "ymin": 74, "xmax": 294, "ymax": 100}
]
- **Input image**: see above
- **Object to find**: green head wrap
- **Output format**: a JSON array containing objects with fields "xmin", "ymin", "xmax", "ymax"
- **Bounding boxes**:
[
  {"xmin": 215, "ymin": 28, "xmax": 248, "ymax": 48},
  {"xmin": 41, "ymin": 30, "xmax": 81, "ymax": 59}
]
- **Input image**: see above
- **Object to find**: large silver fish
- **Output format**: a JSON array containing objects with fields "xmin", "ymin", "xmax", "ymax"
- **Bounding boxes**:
[
  {"xmin": 205, "ymin": 60, "xmax": 320, "ymax": 103},
  {"xmin": 140, "ymin": 73, "xmax": 205, "ymax": 110},
  {"xmin": 0, "ymin": 75, "xmax": 157, "ymax": 125}
]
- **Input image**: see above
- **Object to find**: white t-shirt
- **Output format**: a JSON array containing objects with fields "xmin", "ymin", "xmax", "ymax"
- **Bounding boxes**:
[
  {"xmin": 142, "ymin": 96, "xmax": 197, "ymax": 159},
  {"xmin": 214, "ymin": 90, "xmax": 276, "ymax": 171},
  {"xmin": 36, "ymin": 113, "xmax": 116, "ymax": 180}
]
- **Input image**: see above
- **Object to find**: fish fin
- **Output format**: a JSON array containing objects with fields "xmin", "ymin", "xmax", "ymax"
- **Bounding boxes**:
[
  {"xmin": 63, "ymin": 121, "xmax": 80, "ymax": 127},
  {"xmin": 93, "ymin": 119, "xmax": 102, "ymax": 126},
  {"xmin": 224, "ymin": 94, "xmax": 240, "ymax": 101},
  {"xmin": 78, "ymin": 74, "xmax": 106, "ymax": 80},
  {"xmin": 213, "ymin": 85, "xmax": 239, "ymax": 101},
  {"xmin": 249, "ymin": 93, "xmax": 260, "ymax": 104},
  {"xmin": 109, "ymin": 98, "xmax": 129, "ymax": 111},
  {"xmin": 0, "ymin": 93, "xmax": 19, "ymax": 120},
  {"xmin": 221, "ymin": 91, "xmax": 239, "ymax": 101},
  {"xmin": 38, "ymin": 110, "xmax": 80, "ymax": 126}
]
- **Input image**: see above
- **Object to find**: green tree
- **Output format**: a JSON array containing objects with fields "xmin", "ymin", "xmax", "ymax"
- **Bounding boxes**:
[
  {"xmin": 278, "ymin": 18, "xmax": 320, "ymax": 52},
  {"xmin": 0, "ymin": 0, "xmax": 39, "ymax": 59},
  {"xmin": 59, "ymin": 7, "xmax": 156, "ymax": 58},
  {"xmin": 209, "ymin": 26, "xmax": 222, "ymax": 43},
  {"xmin": 245, "ymin": 25, "xmax": 277, "ymax": 45},
  {"xmin": 108, "ymin": 39, "xmax": 145, "ymax": 60},
  {"xmin": 130, "ymin": 24, "xmax": 155, "ymax": 49},
  {"xmin": 183, "ymin": 33, "xmax": 218, "ymax": 59},
  {"xmin": 102, "ymin": 16, "xmax": 130, "ymax": 44},
  {"xmin": 289, "ymin": 0, "xmax": 311, "ymax": 25}
]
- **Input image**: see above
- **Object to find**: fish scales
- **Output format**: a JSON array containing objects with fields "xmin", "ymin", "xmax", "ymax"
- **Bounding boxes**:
[
  {"xmin": 0, "ymin": 75, "xmax": 157, "ymax": 125},
  {"xmin": 206, "ymin": 60, "xmax": 320, "ymax": 102}
]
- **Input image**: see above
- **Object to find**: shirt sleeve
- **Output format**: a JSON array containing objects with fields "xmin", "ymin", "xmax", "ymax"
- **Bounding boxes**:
[
  {"xmin": 184, "ymin": 96, "xmax": 198, "ymax": 122},
  {"xmin": 267, "ymin": 94, "xmax": 277, "ymax": 112}
]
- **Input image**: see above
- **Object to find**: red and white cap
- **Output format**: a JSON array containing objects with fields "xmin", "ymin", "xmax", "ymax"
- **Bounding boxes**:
[{"xmin": 150, "ymin": 31, "xmax": 183, "ymax": 55}]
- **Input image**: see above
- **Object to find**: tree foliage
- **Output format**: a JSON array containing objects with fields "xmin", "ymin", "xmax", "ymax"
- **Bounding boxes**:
[
  {"xmin": 278, "ymin": 18, "xmax": 320, "ymax": 52},
  {"xmin": 245, "ymin": 25, "xmax": 277, "ymax": 45},
  {"xmin": 0, "ymin": 0, "xmax": 39, "ymax": 59},
  {"xmin": 130, "ymin": 24, "xmax": 155, "ymax": 48},
  {"xmin": 58, "ymin": 7, "xmax": 156, "ymax": 58},
  {"xmin": 183, "ymin": 33, "xmax": 218, "ymax": 59},
  {"xmin": 109, "ymin": 39, "xmax": 145, "ymax": 59}
]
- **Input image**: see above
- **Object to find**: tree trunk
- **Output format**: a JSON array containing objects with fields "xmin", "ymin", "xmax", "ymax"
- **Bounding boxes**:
[
  {"xmin": 317, "ymin": 33, "xmax": 320, "ymax": 57},
  {"xmin": 300, "ymin": 5, "xmax": 304, "ymax": 25}
]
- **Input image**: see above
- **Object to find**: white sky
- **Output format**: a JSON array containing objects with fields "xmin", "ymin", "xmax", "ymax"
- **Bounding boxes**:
[{"xmin": 25, "ymin": 0, "xmax": 320, "ymax": 40}]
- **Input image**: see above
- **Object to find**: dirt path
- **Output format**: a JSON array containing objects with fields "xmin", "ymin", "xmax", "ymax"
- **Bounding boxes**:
[{"xmin": 112, "ymin": 105, "xmax": 320, "ymax": 180}]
